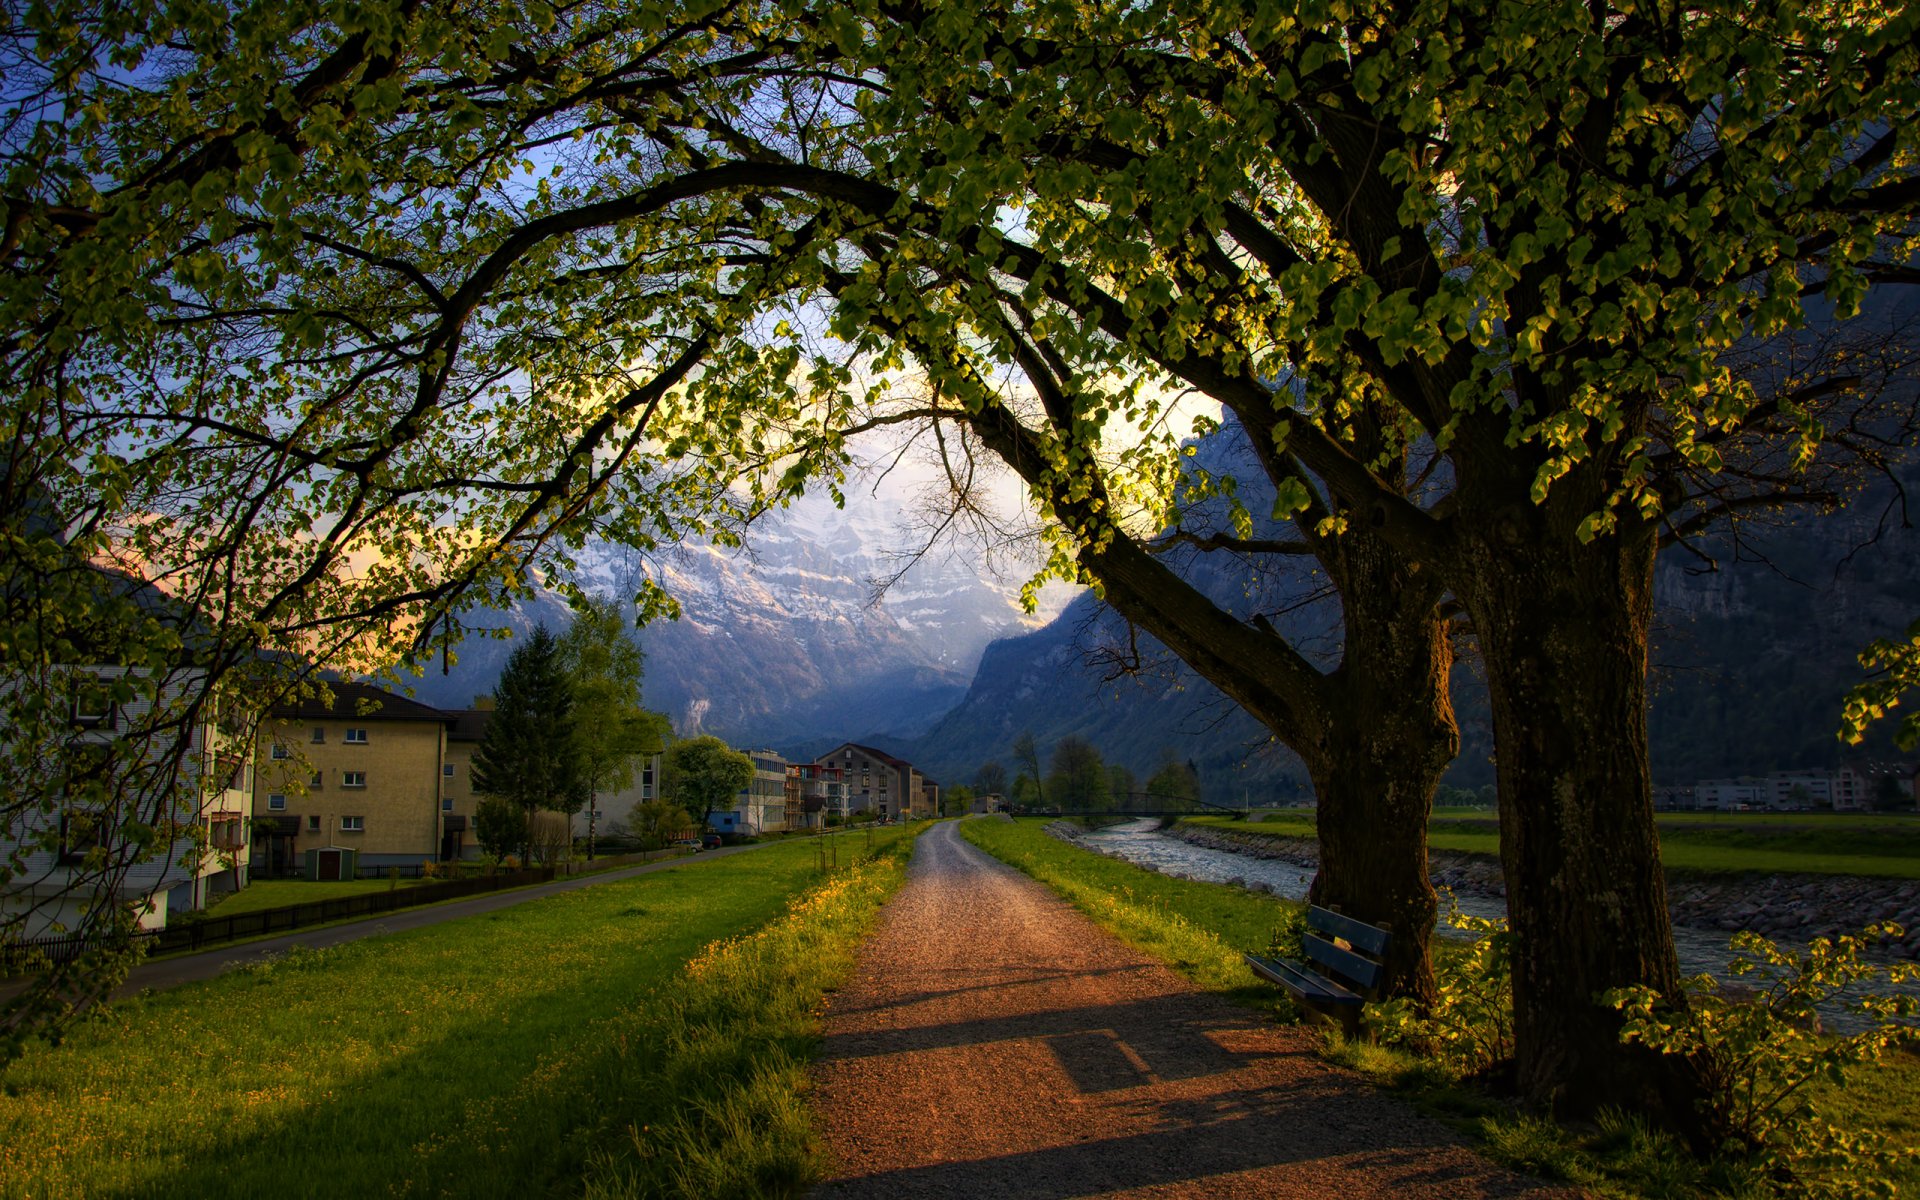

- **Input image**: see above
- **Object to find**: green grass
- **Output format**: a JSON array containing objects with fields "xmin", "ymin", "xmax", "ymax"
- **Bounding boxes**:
[
  {"xmin": 193, "ymin": 876, "xmax": 430, "ymax": 918},
  {"xmin": 1189, "ymin": 812, "xmax": 1920, "ymax": 879},
  {"xmin": 0, "ymin": 825, "xmax": 920, "ymax": 1200}
]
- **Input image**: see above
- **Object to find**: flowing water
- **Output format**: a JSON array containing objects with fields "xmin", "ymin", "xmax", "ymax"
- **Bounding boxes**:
[{"xmin": 1081, "ymin": 818, "xmax": 1912, "ymax": 1034}]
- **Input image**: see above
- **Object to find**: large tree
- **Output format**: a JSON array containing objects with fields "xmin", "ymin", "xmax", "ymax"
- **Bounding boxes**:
[
  {"xmin": 662, "ymin": 736, "xmax": 755, "ymax": 833},
  {"xmin": 471, "ymin": 625, "xmax": 583, "ymax": 864},
  {"xmin": 557, "ymin": 595, "xmax": 672, "ymax": 859},
  {"xmin": 0, "ymin": 0, "xmax": 805, "ymax": 1051},
  {"xmin": 761, "ymin": 0, "xmax": 1920, "ymax": 1122}
]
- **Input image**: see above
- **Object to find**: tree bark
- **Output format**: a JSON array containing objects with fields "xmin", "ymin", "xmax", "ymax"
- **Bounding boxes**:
[
  {"xmin": 1454, "ymin": 502, "xmax": 1698, "ymax": 1120},
  {"xmin": 1300, "ymin": 535, "xmax": 1456, "ymax": 1007}
]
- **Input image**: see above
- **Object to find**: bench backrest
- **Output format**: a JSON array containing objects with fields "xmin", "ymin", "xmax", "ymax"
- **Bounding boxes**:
[{"xmin": 1302, "ymin": 905, "xmax": 1391, "ymax": 994}]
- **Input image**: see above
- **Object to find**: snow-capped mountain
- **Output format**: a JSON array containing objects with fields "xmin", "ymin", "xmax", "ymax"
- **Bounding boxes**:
[{"xmin": 402, "ymin": 485, "xmax": 1075, "ymax": 749}]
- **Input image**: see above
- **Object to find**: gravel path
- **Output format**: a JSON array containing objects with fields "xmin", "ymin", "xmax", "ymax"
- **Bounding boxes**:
[{"xmin": 810, "ymin": 820, "xmax": 1582, "ymax": 1199}]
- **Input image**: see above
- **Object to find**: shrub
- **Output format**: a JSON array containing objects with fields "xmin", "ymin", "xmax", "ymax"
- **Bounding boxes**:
[
  {"xmin": 1370, "ymin": 891, "xmax": 1515, "ymax": 1077},
  {"xmin": 1606, "ymin": 922, "xmax": 1920, "ymax": 1199}
]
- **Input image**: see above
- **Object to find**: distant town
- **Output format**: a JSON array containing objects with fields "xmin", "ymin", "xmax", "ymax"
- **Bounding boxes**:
[
  {"xmin": 1656, "ymin": 763, "xmax": 1920, "ymax": 812},
  {"xmin": 4, "ymin": 674, "xmax": 1013, "ymax": 941}
]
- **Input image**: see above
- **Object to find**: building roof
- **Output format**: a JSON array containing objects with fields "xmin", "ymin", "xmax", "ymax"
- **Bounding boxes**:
[
  {"xmin": 446, "ymin": 708, "xmax": 493, "ymax": 743},
  {"xmin": 270, "ymin": 680, "xmax": 454, "ymax": 724},
  {"xmin": 828, "ymin": 741, "xmax": 916, "ymax": 772}
]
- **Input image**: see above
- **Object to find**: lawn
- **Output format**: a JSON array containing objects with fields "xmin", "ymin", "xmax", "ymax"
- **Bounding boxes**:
[
  {"xmin": 193, "ymin": 876, "xmax": 430, "ymax": 918},
  {"xmin": 1200, "ymin": 811, "xmax": 1920, "ymax": 879},
  {"xmin": 0, "ymin": 826, "xmax": 919, "ymax": 1200}
]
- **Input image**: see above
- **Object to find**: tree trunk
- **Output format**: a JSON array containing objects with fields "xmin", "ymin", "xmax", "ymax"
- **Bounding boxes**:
[
  {"xmin": 1302, "ymin": 736, "xmax": 1446, "ymax": 1007},
  {"xmin": 1457, "ymin": 506, "xmax": 1699, "ymax": 1124},
  {"xmin": 1301, "ymin": 536, "xmax": 1457, "ymax": 1008}
]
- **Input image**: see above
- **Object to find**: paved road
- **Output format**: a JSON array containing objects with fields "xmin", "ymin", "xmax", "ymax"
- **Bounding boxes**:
[
  {"xmin": 810, "ymin": 820, "xmax": 1580, "ymax": 1199},
  {"xmin": 104, "ymin": 843, "xmax": 771, "ymax": 1000}
]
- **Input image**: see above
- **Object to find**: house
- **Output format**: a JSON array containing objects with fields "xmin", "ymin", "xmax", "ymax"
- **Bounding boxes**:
[
  {"xmin": 919, "ymin": 779, "xmax": 940, "ymax": 818},
  {"xmin": 1694, "ymin": 777, "xmax": 1765, "ymax": 811},
  {"xmin": 970, "ymin": 791, "xmax": 1005, "ymax": 814},
  {"xmin": 0, "ymin": 666, "xmax": 252, "ymax": 937},
  {"xmin": 1763, "ymin": 770, "xmax": 1834, "ymax": 810},
  {"xmin": 252, "ymin": 681, "xmax": 455, "ymax": 878},
  {"xmin": 438, "ymin": 707, "xmax": 492, "ymax": 860}
]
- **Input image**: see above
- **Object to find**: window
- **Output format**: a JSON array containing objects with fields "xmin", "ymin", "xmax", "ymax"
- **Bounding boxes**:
[
  {"xmin": 310, "ymin": 727, "xmax": 326, "ymax": 743},
  {"xmin": 442, "ymin": 764, "xmax": 455, "ymax": 778},
  {"xmin": 306, "ymin": 815, "xmax": 321, "ymax": 833},
  {"xmin": 441, "ymin": 796, "xmax": 453, "ymax": 812},
  {"xmin": 59, "ymin": 745, "xmax": 110, "ymax": 865},
  {"xmin": 310, "ymin": 770, "xmax": 324, "ymax": 789},
  {"xmin": 211, "ymin": 817, "xmax": 245, "ymax": 852},
  {"xmin": 268, "ymin": 793, "xmax": 287, "ymax": 811},
  {"xmin": 340, "ymin": 815, "xmax": 365, "ymax": 832},
  {"xmin": 70, "ymin": 678, "xmax": 116, "ymax": 730},
  {"xmin": 344, "ymin": 728, "xmax": 368, "ymax": 744},
  {"xmin": 271, "ymin": 743, "xmax": 291, "ymax": 761},
  {"xmin": 342, "ymin": 771, "xmax": 366, "ymax": 789}
]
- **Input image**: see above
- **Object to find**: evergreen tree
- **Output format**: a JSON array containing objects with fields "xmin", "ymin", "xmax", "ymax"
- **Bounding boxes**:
[{"xmin": 470, "ymin": 625, "xmax": 583, "ymax": 863}]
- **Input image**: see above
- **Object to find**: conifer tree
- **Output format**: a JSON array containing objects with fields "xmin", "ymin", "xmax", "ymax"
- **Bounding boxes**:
[{"xmin": 470, "ymin": 625, "xmax": 582, "ymax": 864}]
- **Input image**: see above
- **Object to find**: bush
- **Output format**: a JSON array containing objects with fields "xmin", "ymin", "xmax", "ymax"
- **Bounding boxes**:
[
  {"xmin": 1370, "ymin": 891, "xmax": 1515, "ymax": 1078},
  {"xmin": 1606, "ymin": 923, "xmax": 1920, "ymax": 1199}
]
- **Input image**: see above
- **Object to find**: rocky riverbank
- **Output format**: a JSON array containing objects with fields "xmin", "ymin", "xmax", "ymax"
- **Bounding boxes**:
[{"xmin": 1164, "ymin": 823, "xmax": 1920, "ymax": 957}]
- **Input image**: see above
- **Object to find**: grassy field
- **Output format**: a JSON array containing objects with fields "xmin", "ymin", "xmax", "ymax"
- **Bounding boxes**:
[
  {"xmin": 1209, "ymin": 811, "xmax": 1920, "ymax": 878},
  {"xmin": 0, "ymin": 826, "xmax": 919, "ymax": 1200},
  {"xmin": 963, "ymin": 817, "xmax": 1920, "ymax": 1199}
]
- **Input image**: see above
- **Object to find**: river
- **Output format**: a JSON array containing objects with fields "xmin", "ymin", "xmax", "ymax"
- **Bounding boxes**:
[{"xmin": 1080, "ymin": 818, "xmax": 1912, "ymax": 1033}]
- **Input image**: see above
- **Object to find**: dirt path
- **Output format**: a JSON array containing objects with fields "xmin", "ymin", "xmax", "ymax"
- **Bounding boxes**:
[{"xmin": 810, "ymin": 820, "xmax": 1580, "ymax": 1199}]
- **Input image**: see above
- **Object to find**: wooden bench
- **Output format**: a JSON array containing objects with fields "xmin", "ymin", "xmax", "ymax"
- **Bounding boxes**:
[{"xmin": 1244, "ymin": 905, "xmax": 1391, "ymax": 1037}]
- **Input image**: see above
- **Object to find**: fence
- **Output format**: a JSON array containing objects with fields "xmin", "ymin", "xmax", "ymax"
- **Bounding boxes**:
[{"xmin": 3, "ymin": 867, "xmax": 558, "ymax": 975}]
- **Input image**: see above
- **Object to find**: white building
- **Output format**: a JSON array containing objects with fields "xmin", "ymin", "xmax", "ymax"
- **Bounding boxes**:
[
  {"xmin": 707, "ymin": 749, "xmax": 789, "ymax": 836},
  {"xmin": 1, "ymin": 667, "xmax": 252, "ymax": 939},
  {"xmin": 1695, "ymin": 777, "xmax": 1764, "ymax": 811}
]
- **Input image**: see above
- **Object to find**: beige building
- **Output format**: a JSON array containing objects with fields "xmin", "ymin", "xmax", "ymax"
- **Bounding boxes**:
[
  {"xmin": 816, "ymin": 742, "xmax": 936, "ymax": 820},
  {"xmin": 252, "ymin": 682, "xmax": 453, "ymax": 877}
]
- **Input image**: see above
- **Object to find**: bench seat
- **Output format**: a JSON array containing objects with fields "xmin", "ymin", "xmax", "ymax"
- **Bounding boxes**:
[
  {"xmin": 1244, "ymin": 953, "xmax": 1362, "ymax": 1006},
  {"xmin": 1245, "ymin": 904, "xmax": 1391, "ymax": 1037}
]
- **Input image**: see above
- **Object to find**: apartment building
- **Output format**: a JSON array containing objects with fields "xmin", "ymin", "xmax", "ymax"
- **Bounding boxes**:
[
  {"xmin": 1, "ymin": 666, "xmax": 252, "ymax": 936},
  {"xmin": 252, "ymin": 681, "xmax": 454, "ymax": 877},
  {"xmin": 815, "ymin": 742, "xmax": 936, "ymax": 820},
  {"xmin": 710, "ymin": 749, "xmax": 790, "ymax": 835},
  {"xmin": 786, "ymin": 763, "xmax": 847, "ymax": 829}
]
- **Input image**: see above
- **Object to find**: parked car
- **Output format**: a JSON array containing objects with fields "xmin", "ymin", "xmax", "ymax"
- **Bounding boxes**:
[{"xmin": 701, "ymin": 834, "xmax": 723, "ymax": 849}]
